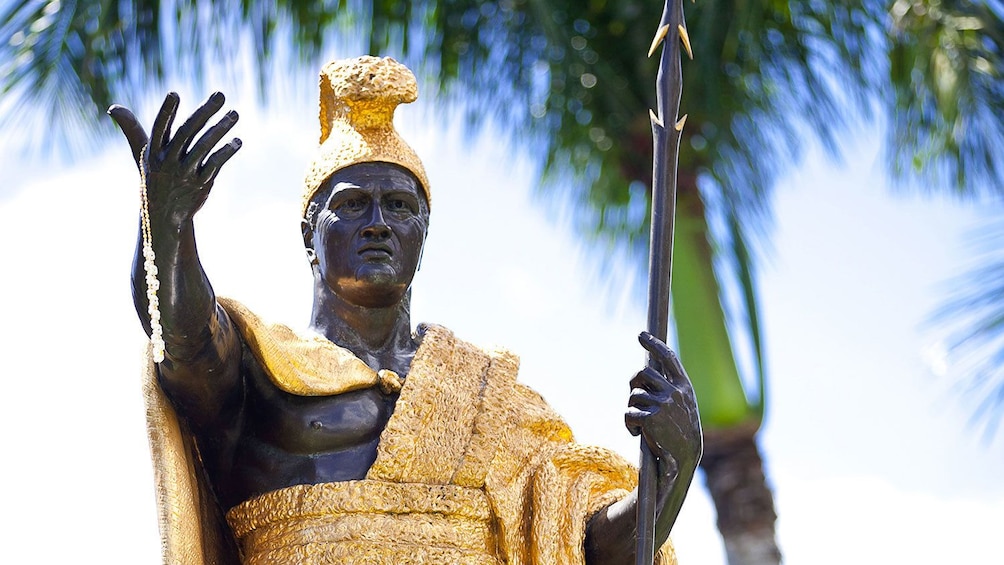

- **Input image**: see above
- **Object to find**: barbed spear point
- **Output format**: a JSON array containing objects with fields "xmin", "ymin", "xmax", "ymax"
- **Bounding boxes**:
[
  {"xmin": 650, "ymin": 108, "xmax": 664, "ymax": 128},
  {"xmin": 648, "ymin": 24, "xmax": 671, "ymax": 58},
  {"xmin": 678, "ymin": 24, "xmax": 694, "ymax": 60}
]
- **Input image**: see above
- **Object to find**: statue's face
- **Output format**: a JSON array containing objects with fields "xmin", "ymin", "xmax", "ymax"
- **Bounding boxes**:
[{"xmin": 307, "ymin": 163, "xmax": 429, "ymax": 308}]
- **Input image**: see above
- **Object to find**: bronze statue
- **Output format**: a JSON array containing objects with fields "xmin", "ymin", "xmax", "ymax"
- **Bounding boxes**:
[{"xmin": 111, "ymin": 56, "xmax": 701, "ymax": 565}]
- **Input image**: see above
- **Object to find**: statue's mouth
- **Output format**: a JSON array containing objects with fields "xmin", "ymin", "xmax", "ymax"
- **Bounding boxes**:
[{"xmin": 358, "ymin": 243, "xmax": 393, "ymax": 258}]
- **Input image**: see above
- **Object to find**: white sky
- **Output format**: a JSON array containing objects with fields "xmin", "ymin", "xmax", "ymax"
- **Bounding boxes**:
[{"xmin": 0, "ymin": 78, "xmax": 1001, "ymax": 564}]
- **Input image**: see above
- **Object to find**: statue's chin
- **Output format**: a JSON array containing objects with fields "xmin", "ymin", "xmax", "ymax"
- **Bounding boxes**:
[{"xmin": 332, "ymin": 270, "xmax": 411, "ymax": 309}]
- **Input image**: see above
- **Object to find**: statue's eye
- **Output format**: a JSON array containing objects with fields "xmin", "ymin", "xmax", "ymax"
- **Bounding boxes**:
[
  {"xmin": 338, "ymin": 198, "xmax": 365, "ymax": 213},
  {"xmin": 385, "ymin": 198, "xmax": 415, "ymax": 214}
]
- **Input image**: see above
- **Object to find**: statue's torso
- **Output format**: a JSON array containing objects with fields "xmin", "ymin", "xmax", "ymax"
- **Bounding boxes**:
[{"xmin": 209, "ymin": 355, "xmax": 400, "ymax": 510}]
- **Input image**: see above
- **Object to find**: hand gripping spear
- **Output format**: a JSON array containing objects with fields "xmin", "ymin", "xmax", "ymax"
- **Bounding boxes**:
[{"xmin": 636, "ymin": 0, "xmax": 692, "ymax": 563}]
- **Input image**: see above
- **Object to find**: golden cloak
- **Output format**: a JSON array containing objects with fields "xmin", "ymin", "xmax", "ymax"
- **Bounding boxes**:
[{"xmin": 143, "ymin": 299, "xmax": 676, "ymax": 564}]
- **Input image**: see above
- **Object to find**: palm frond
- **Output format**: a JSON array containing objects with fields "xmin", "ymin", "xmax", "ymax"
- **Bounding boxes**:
[
  {"xmin": 0, "ymin": 0, "xmax": 169, "ymax": 156},
  {"xmin": 931, "ymin": 212, "xmax": 1004, "ymax": 438},
  {"xmin": 887, "ymin": 0, "xmax": 1004, "ymax": 197}
]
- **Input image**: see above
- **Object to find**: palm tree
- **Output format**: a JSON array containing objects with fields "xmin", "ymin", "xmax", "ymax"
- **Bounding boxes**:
[{"xmin": 3, "ymin": 1, "xmax": 1003, "ymax": 564}]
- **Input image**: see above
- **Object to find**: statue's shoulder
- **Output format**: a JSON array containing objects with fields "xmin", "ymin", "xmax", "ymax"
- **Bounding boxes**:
[
  {"xmin": 413, "ymin": 323, "xmax": 524, "ymax": 393},
  {"xmin": 217, "ymin": 297, "xmax": 384, "ymax": 396},
  {"xmin": 417, "ymin": 324, "xmax": 575, "ymax": 444},
  {"xmin": 416, "ymin": 323, "xmax": 520, "ymax": 365}
]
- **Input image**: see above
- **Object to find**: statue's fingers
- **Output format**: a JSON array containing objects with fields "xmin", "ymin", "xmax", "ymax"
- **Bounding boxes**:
[
  {"xmin": 628, "ymin": 386, "xmax": 660, "ymax": 411},
  {"xmin": 639, "ymin": 331, "xmax": 673, "ymax": 360},
  {"xmin": 657, "ymin": 340, "xmax": 690, "ymax": 387},
  {"xmin": 150, "ymin": 92, "xmax": 180, "ymax": 156},
  {"xmin": 624, "ymin": 408, "xmax": 645, "ymax": 437},
  {"xmin": 107, "ymin": 105, "xmax": 149, "ymax": 167},
  {"xmin": 169, "ymin": 92, "xmax": 226, "ymax": 161},
  {"xmin": 197, "ymin": 138, "xmax": 242, "ymax": 186},
  {"xmin": 630, "ymin": 367, "xmax": 671, "ymax": 393},
  {"xmin": 188, "ymin": 110, "xmax": 239, "ymax": 165},
  {"xmin": 665, "ymin": 351, "xmax": 693, "ymax": 391},
  {"xmin": 639, "ymin": 331, "xmax": 688, "ymax": 386}
]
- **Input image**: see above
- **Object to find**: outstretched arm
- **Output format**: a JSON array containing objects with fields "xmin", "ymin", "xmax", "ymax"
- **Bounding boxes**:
[
  {"xmin": 584, "ymin": 332, "xmax": 703, "ymax": 564},
  {"xmin": 111, "ymin": 92, "xmax": 244, "ymax": 429}
]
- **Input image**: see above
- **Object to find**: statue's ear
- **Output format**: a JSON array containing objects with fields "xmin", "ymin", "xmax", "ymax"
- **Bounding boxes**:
[
  {"xmin": 301, "ymin": 219, "xmax": 320, "ymax": 266},
  {"xmin": 301, "ymin": 219, "xmax": 314, "ymax": 250}
]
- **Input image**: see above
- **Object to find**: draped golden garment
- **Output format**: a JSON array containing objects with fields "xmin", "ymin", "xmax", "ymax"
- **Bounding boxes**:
[{"xmin": 144, "ymin": 299, "xmax": 677, "ymax": 564}]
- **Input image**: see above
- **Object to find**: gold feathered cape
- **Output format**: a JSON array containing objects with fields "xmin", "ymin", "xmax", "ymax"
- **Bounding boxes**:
[{"xmin": 144, "ymin": 299, "xmax": 676, "ymax": 564}]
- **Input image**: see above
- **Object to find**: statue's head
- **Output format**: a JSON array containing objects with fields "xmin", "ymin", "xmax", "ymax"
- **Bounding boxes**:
[
  {"xmin": 300, "ymin": 57, "xmax": 431, "ymax": 308},
  {"xmin": 302, "ymin": 162, "xmax": 429, "ymax": 308}
]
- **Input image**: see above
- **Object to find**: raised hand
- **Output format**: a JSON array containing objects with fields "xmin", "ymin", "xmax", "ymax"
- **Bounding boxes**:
[
  {"xmin": 626, "ymin": 332, "xmax": 703, "ymax": 479},
  {"xmin": 108, "ymin": 92, "xmax": 242, "ymax": 226}
]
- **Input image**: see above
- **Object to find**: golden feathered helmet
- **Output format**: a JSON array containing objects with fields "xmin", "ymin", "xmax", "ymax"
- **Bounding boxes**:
[{"xmin": 301, "ymin": 56, "xmax": 430, "ymax": 217}]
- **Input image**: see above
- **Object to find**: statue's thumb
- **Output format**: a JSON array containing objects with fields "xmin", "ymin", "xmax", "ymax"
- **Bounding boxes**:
[{"xmin": 107, "ymin": 105, "xmax": 149, "ymax": 166}]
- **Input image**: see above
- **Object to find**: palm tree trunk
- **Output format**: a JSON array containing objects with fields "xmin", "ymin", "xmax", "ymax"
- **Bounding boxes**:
[
  {"xmin": 700, "ymin": 427, "xmax": 781, "ymax": 565},
  {"xmin": 667, "ymin": 175, "xmax": 781, "ymax": 564}
]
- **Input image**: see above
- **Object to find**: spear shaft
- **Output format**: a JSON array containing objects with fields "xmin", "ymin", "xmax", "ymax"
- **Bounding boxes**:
[{"xmin": 637, "ymin": 0, "xmax": 688, "ymax": 563}]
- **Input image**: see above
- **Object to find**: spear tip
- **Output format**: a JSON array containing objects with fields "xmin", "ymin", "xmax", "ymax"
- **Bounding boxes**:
[
  {"xmin": 678, "ymin": 25, "xmax": 694, "ymax": 60},
  {"xmin": 675, "ymin": 114, "xmax": 688, "ymax": 132},
  {"xmin": 649, "ymin": 108, "xmax": 664, "ymax": 128},
  {"xmin": 648, "ymin": 24, "xmax": 671, "ymax": 58}
]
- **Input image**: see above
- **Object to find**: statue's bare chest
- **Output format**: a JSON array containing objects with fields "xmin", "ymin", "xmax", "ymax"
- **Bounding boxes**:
[
  {"xmin": 249, "ymin": 378, "xmax": 395, "ymax": 453},
  {"xmin": 223, "ymin": 361, "xmax": 399, "ymax": 507}
]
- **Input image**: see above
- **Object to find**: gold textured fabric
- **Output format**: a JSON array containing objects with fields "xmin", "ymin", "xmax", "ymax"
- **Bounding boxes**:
[
  {"xmin": 302, "ymin": 56, "xmax": 431, "ymax": 217},
  {"xmin": 226, "ymin": 481, "xmax": 500, "ymax": 565},
  {"xmin": 144, "ymin": 299, "xmax": 677, "ymax": 564},
  {"xmin": 144, "ymin": 345, "xmax": 241, "ymax": 565},
  {"xmin": 217, "ymin": 297, "xmax": 402, "ymax": 396}
]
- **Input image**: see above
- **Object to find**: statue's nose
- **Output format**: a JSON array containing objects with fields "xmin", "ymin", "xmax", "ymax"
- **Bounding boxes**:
[{"xmin": 361, "ymin": 206, "xmax": 391, "ymax": 239}]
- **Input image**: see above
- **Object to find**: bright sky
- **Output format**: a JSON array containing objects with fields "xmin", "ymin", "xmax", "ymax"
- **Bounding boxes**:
[{"xmin": 1, "ymin": 73, "xmax": 1001, "ymax": 564}]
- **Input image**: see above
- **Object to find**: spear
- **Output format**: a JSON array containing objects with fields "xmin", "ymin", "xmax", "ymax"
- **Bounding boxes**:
[{"xmin": 636, "ymin": 0, "xmax": 691, "ymax": 563}]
